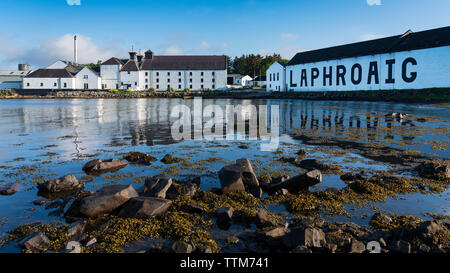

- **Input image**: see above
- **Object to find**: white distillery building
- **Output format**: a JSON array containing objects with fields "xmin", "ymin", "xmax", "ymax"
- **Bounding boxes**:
[
  {"xmin": 267, "ymin": 26, "xmax": 450, "ymax": 92},
  {"xmin": 0, "ymin": 64, "xmax": 31, "ymax": 89},
  {"xmin": 23, "ymin": 61, "xmax": 101, "ymax": 90},
  {"xmin": 102, "ymin": 50, "xmax": 227, "ymax": 91}
]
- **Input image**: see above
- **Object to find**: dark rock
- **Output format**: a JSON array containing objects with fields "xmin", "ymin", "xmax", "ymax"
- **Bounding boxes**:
[
  {"xmin": 283, "ymin": 227, "xmax": 326, "ymax": 249},
  {"xmin": 216, "ymin": 207, "xmax": 233, "ymax": 229},
  {"xmin": 249, "ymin": 186, "xmax": 263, "ymax": 198},
  {"xmin": 389, "ymin": 240, "xmax": 411, "ymax": 253},
  {"xmin": 298, "ymin": 159, "xmax": 330, "ymax": 171},
  {"xmin": 38, "ymin": 174, "xmax": 82, "ymax": 193},
  {"xmin": 296, "ymin": 149, "xmax": 308, "ymax": 157},
  {"xmin": 19, "ymin": 232, "xmax": 50, "ymax": 252},
  {"xmin": 415, "ymin": 162, "xmax": 450, "ymax": 179},
  {"xmin": 79, "ymin": 185, "xmax": 138, "ymax": 218},
  {"xmin": 226, "ymin": 236, "xmax": 240, "ymax": 245},
  {"xmin": 218, "ymin": 158, "xmax": 259, "ymax": 194},
  {"xmin": 349, "ymin": 239, "xmax": 366, "ymax": 253},
  {"xmin": 238, "ymin": 145, "xmax": 249, "ymax": 149},
  {"xmin": 161, "ymin": 154, "xmax": 184, "ymax": 164},
  {"xmin": 270, "ymin": 170, "xmax": 322, "ymax": 193},
  {"xmin": 143, "ymin": 176, "xmax": 172, "ymax": 199},
  {"xmin": 171, "ymin": 241, "xmax": 193, "ymax": 253},
  {"xmin": 274, "ymin": 188, "xmax": 289, "ymax": 196},
  {"xmin": 181, "ymin": 203, "xmax": 205, "ymax": 214},
  {"xmin": 417, "ymin": 244, "xmax": 431, "ymax": 253},
  {"xmin": 124, "ymin": 152, "xmax": 157, "ymax": 165},
  {"xmin": 166, "ymin": 182, "xmax": 199, "ymax": 200},
  {"xmin": 33, "ymin": 199, "xmax": 47, "ymax": 206},
  {"xmin": 0, "ymin": 182, "xmax": 20, "ymax": 195},
  {"xmin": 272, "ymin": 175, "xmax": 290, "ymax": 184},
  {"xmin": 340, "ymin": 172, "xmax": 364, "ymax": 183},
  {"xmin": 416, "ymin": 220, "xmax": 448, "ymax": 244},
  {"xmin": 118, "ymin": 197, "xmax": 172, "ymax": 219},
  {"xmin": 260, "ymin": 226, "xmax": 288, "ymax": 247},
  {"xmin": 292, "ymin": 245, "xmax": 312, "ymax": 253},
  {"xmin": 371, "ymin": 212, "xmax": 393, "ymax": 225},
  {"xmin": 82, "ymin": 159, "xmax": 127, "ymax": 174}
]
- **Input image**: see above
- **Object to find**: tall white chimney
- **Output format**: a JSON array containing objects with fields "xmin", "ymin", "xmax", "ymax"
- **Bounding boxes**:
[{"xmin": 74, "ymin": 35, "xmax": 78, "ymax": 64}]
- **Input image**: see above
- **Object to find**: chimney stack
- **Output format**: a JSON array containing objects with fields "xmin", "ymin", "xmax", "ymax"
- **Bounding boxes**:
[
  {"xmin": 74, "ymin": 35, "xmax": 78, "ymax": 64},
  {"xmin": 145, "ymin": 50, "xmax": 154, "ymax": 60},
  {"xmin": 137, "ymin": 54, "xmax": 143, "ymax": 63},
  {"xmin": 129, "ymin": 50, "xmax": 137, "ymax": 61}
]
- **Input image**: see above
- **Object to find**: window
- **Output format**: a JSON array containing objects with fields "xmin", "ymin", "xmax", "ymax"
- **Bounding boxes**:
[
  {"xmin": 201, "ymin": 72, "xmax": 204, "ymax": 76},
  {"xmin": 145, "ymin": 79, "xmax": 148, "ymax": 83},
  {"xmin": 189, "ymin": 72, "xmax": 192, "ymax": 76},
  {"xmin": 84, "ymin": 75, "xmax": 88, "ymax": 79},
  {"xmin": 40, "ymin": 83, "xmax": 43, "ymax": 87},
  {"xmin": 190, "ymin": 85, "xmax": 192, "ymax": 89},
  {"xmin": 156, "ymin": 72, "xmax": 159, "ymax": 76},
  {"xmin": 157, "ymin": 84, "xmax": 159, "ymax": 89},
  {"xmin": 167, "ymin": 72, "xmax": 170, "ymax": 76},
  {"xmin": 54, "ymin": 83, "xmax": 57, "ymax": 87},
  {"xmin": 127, "ymin": 71, "xmax": 130, "ymax": 75},
  {"xmin": 212, "ymin": 79, "xmax": 215, "ymax": 83},
  {"xmin": 84, "ymin": 83, "xmax": 88, "ymax": 89},
  {"xmin": 145, "ymin": 72, "xmax": 148, "ymax": 76},
  {"xmin": 135, "ymin": 82, "xmax": 137, "ymax": 86},
  {"xmin": 121, "ymin": 82, "xmax": 124, "ymax": 85},
  {"xmin": 64, "ymin": 83, "xmax": 67, "ymax": 88},
  {"xmin": 178, "ymin": 85, "xmax": 181, "ymax": 89},
  {"xmin": 156, "ymin": 78, "xmax": 159, "ymax": 83},
  {"xmin": 167, "ymin": 78, "xmax": 170, "ymax": 82},
  {"xmin": 277, "ymin": 73, "xmax": 279, "ymax": 81},
  {"xmin": 201, "ymin": 78, "xmax": 204, "ymax": 83},
  {"xmin": 212, "ymin": 85, "xmax": 215, "ymax": 89},
  {"xmin": 201, "ymin": 85, "xmax": 204, "ymax": 89},
  {"xmin": 167, "ymin": 85, "xmax": 170, "ymax": 89},
  {"xmin": 145, "ymin": 85, "xmax": 148, "ymax": 89},
  {"xmin": 26, "ymin": 83, "xmax": 30, "ymax": 87},
  {"xmin": 212, "ymin": 72, "xmax": 215, "ymax": 76},
  {"xmin": 189, "ymin": 78, "xmax": 192, "ymax": 83},
  {"xmin": 178, "ymin": 72, "xmax": 181, "ymax": 76},
  {"xmin": 178, "ymin": 78, "xmax": 181, "ymax": 83},
  {"xmin": 270, "ymin": 74, "xmax": 272, "ymax": 81}
]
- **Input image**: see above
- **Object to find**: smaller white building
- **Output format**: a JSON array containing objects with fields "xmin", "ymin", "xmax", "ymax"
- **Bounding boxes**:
[
  {"xmin": 227, "ymin": 74, "xmax": 253, "ymax": 87},
  {"xmin": 266, "ymin": 62, "xmax": 286, "ymax": 92},
  {"xmin": 75, "ymin": 67, "xmax": 102, "ymax": 90}
]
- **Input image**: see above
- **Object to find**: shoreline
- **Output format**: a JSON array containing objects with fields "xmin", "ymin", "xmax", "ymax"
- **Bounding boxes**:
[{"xmin": 1, "ymin": 88, "xmax": 449, "ymax": 103}]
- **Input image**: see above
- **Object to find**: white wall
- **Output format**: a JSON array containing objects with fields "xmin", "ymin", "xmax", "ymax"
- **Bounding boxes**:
[
  {"xmin": 286, "ymin": 45, "xmax": 450, "ymax": 91},
  {"xmin": 266, "ymin": 62, "xmax": 286, "ymax": 91},
  {"xmin": 120, "ymin": 71, "xmax": 141, "ymax": 90},
  {"xmin": 23, "ymin": 77, "xmax": 75, "ymax": 89},
  {"xmin": 75, "ymin": 67, "xmax": 101, "ymax": 90},
  {"xmin": 100, "ymin": 64, "xmax": 121, "ymax": 89}
]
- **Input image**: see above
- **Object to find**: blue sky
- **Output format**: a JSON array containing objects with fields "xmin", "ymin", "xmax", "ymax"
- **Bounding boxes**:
[{"xmin": 0, "ymin": 0, "xmax": 449, "ymax": 69}]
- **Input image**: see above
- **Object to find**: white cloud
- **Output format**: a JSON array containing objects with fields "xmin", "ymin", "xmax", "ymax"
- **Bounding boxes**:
[
  {"xmin": 360, "ymin": 33, "xmax": 383, "ymax": 41},
  {"xmin": 199, "ymin": 41, "xmax": 215, "ymax": 52},
  {"xmin": 66, "ymin": 0, "xmax": 81, "ymax": 6},
  {"xmin": 280, "ymin": 33, "xmax": 298, "ymax": 40},
  {"xmin": 367, "ymin": 0, "xmax": 381, "ymax": 6},
  {"xmin": 0, "ymin": 34, "xmax": 121, "ymax": 69},
  {"xmin": 164, "ymin": 44, "xmax": 183, "ymax": 55}
]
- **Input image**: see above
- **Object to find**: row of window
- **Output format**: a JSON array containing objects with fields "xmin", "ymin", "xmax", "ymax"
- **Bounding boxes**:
[
  {"xmin": 146, "ymin": 84, "xmax": 216, "ymax": 90},
  {"xmin": 26, "ymin": 82, "xmax": 68, "ymax": 88},
  {"xmin": 126, "ymin": 71, "xmax": 217, "ymax": 77},
  {"xmin": 145, "ymin": 78, "xmax": 215, "ymax": 83},
  {"xmin": 269, "ymin": 73, "xmax": 280, "ymax": 82}
]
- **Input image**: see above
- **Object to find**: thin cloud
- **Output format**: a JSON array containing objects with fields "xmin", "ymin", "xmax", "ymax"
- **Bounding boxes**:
[
  {"xmin": 367, "ymin": 0, "xmax": 381, "ymax": 6},
  {"xmin": 164, "ymin": 44, "xmax": 183, "ymax": 55},
  {"xmin": 360, "ymin": 33, "xmax": 383, "ymax": 41},
  {"xmin": 280, "ymin": 33, "xmax": 298, "ymax": 40}
]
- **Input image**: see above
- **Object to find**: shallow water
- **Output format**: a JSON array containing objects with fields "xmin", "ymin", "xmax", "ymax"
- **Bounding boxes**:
[{"xmin": 0, "ymin": 98, "xmax": 449, "ymax": 251}]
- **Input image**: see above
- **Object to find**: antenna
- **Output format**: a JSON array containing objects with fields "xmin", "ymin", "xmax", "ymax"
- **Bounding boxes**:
[{"xmin": 74, "ymin": 35, "xmax": 78, "ymax": 64}]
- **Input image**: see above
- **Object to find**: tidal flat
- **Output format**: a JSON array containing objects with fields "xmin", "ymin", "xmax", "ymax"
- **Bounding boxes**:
[{"xmin": 0, "ymin": 98, "xmax": 448, "ymax": 253}]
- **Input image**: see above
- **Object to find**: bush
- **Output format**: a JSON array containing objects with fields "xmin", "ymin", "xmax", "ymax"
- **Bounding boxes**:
[
  {"xmin": 148, "ymin": 87, "xmax": 156, "ymax": 93},
  {"xmin": 108, "ymin": 89, "xmax": 119, "ymax": 93},
  {"xmin": 167, "ymin": 87, "xmax": 174, "ymax": 93},
  {"xmin": 183, "ymin": 88, "xmax": 190, "ymax": 94}
]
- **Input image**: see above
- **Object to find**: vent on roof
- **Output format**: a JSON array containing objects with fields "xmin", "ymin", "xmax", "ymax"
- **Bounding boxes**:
[{"xmin": 400, "ymin": 29, "xmax": 414, "ymax": 39}]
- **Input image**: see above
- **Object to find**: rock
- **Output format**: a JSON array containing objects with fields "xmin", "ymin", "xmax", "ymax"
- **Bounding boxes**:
[
  {"xmin": 124, "ymin": 152, "xmax": 157, "ymax": 165},
  {"xmin": 238, "ymin": 145, "xmax": 249, "ymax": 149},
  {"xmin": 85, "ymin": 238, "xmax": 97, "ymax": 247},
  {"xmin": 256, "ymin": 208, "xmax": 281, "ymax": 228},
  {"xmin": 261, "ymin": 227, "xmax": 288, "ymax": 246},
  {"xmin": 38, "ymin": 174, "xmax": 82, "ymax": 193},
  {"xmin": 389, "ymin": 240, "xmax": 411, "ymax": 253},
  {"xmin": 181, "ymin": 203, "xmax": 205, "ymax": 214},
  {"xmin": 415, "ymin": 162, "xmax": 450, "ymax": 179},
  {"xmin": 283, "ymin": 227, "xmax": 326, "ymax": 249},
  {"xmin": 249, "ymin": 187, "xmax": 263, "ymax": 198},
  {"xmin": 171, "ymin": 241, "xmax": 193, "ymax": 253},
  {"xmin": 272, "ymin": 175, "xmax": 290, "ymax": 184},
  {"xmin": 340, "ymin": 173, "xmax": 364, "ymax": 183},
  {"xmin": 166, "ymin": 182, "xmax": 199, "ymax": 200},
  {"xmin": 292, "ymin": 245, "xmax": 312, "ymax": 253},
  {"xmin": 226, "ymin": 236, "xmax": 240, "ymax": 244},
  {"xmin": 118, "ymin": 197, "xmax": 172, "ymax": 219},
  {"xmin": 65, "ymin": 241, "xmax": 81, "ymax": 253},
  {"xmin": 270, "ymin": 170, "xmax": 322, "ymax": 193},
  {"xmin": 274, "ymin": 188, "xmax": 289, "ymax": 196},
  {"xmin": 67, "ymin": 221, "xmax": 86, "ymax": 240},
  {"xmin": 33, "ymin": 199, "xmax": 47, "ymax": 206},
  {"xmin": 82, "ymin": 159, "xmax": 127, "ymax": 174},
  {"xmin": 296, "ymin": 149, "xmax": 308, "ymax": 157},
  {"xmin": 79, "ymin": 185, "xmax": 138, "ymax": 218},
  {"xmin": 197, "ymin": 246, "xmax": 213, "ymax": 253},
  {"xmin": 143, "ymin": 176, "xmax": 172, "ymax": 199},
  {"xmin": 418, "ymin": 244, "xmax": 431, "ymax": 253},
  {"xmin": 160, "ymin": 154, "xmax": 184, "ymax": 164},
  {"xmin": 218, "ymin": 158, "xmax": 259, "ymax": 194},
  {"xmin": 416, "ymin": 220, "xmax": 448, "ymax": 244},
  {"xmin": 349, "ymin": 239, "xmax": 366, "ymax": 253},
  {"xmin": 371, "ymin": 212, "xmax": 393, "ymax": 225},
  {"xmin": 298, "ymin": 159, "xmax": 330, "ymax": 171},
  {"xmin": 216, "ymin": 207, "xmax": 233, "ymax": 229},
  {"xmin": 0, "ymin": 182, "xmax": 20, "ymax": 195},
  {"xmin": 19, "ymin": 232, "xmax": 50, "ymax": 252}
]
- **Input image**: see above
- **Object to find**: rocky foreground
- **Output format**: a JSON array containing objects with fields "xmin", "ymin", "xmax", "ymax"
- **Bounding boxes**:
[{"xmin": 0, "ymin": 152, "xmax": 449, "ymax": 254}]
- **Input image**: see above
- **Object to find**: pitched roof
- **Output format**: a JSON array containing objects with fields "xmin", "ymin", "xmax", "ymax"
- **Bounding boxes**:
[
  {"xmin": 141, "ymin": 55, "xmax": 227, "ymax": 70},
  {"xmin": 102, "ymin": 57, "xmax": 124, "ymax": 65},
  {"xmin": 24, "ymin": 69, "xmax": 74, "ymax": 78},
  {"xmin": 65, "ymin": 63, "xmax": 85, "ymax": 75},
  {"xmin": 288, "ymin": 26, "xmax": 450, "ymax": 66},
  {"xmin": 121, "ymin": 60, "xmax": 140, "ymax": 71}
]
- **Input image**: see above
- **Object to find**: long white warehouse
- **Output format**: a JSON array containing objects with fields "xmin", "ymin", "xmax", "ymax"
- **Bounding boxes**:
[{"xmin": 267, "ymin": 26, "xmax": 450, "ymax": 92}]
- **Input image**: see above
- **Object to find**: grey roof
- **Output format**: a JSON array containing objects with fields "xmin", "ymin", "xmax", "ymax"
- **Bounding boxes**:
[
  {"xmin": 140, "ymin": 55, "xmax": 227, "ymax": 70},
  {"xmin": 102, "ymin": 57, "xmax": 124, "ymax": 65},
  {"xmin": 25, "ymin": 69, "xmax": 74, "ymax": 78},
  {"xmin": 65, "ymin": 64, "xmax": 85, "ymax": 75},
  {"xmin": 288, "ymin": 26, "xmax": 450, "ymax": 66}
]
